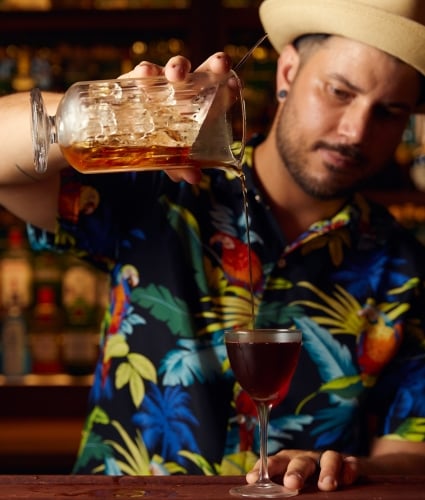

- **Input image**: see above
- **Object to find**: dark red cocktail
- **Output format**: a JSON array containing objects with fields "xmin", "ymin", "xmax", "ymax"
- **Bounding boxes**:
[{"xmin": 225, "ymin": 328, "xmax": 302, "ymax": 498}]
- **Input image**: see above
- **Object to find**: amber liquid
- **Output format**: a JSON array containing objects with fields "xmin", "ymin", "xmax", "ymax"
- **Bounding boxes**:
[
  {"xmin": 61, "ymin": 143, "xmax": 235, "ymax": 174},
  {"xmin": 226, "ymin": 340, "xmax": 301, "ymax": 405}
]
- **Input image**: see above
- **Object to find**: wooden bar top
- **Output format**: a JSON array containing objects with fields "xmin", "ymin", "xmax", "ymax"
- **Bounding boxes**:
[{"xmin": 0, "ymin": 474, "xmax": 424, "ymax": 499}]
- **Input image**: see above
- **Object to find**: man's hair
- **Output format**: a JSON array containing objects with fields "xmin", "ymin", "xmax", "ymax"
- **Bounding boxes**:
[{"xmin": 293, "ymin": 34, "xmax": 330, "ymax": 63}]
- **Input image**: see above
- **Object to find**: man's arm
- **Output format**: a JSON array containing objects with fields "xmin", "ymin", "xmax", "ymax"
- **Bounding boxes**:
[{"xmin": 361, "ymin": 437, "xmax": 425, "ymax": 474}]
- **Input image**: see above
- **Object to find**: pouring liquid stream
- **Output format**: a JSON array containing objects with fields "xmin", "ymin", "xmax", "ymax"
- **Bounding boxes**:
[
  {"xmin": 223, "ymin": 35, "xmax": 268, "ymax": 330},
  {"xmin": 228, "ymin": 166, "xmax": 256, "ymax": 330},
  {"xmin": 240, "ymin": 170, "xmax": 256, "ymax": 330}
]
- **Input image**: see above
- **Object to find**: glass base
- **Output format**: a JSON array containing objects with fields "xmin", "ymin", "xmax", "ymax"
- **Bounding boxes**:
[
  {"xmin": 30, "ymin": 87, "xmax": 51, "ymax": 174},
  {"xmin": 229, "ymin": 481, "xmax": 298, "ymax": 498}
]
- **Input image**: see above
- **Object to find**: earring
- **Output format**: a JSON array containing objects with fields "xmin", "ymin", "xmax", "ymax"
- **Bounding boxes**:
[{"xmin": 277, "ymin": 89, "xmax": 288, "ymax": 99}]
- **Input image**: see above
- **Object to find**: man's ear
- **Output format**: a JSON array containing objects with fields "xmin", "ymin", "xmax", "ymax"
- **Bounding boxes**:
[{"xmin": 276, "ymin": 44, "xmax": 301, "ymax": 94}]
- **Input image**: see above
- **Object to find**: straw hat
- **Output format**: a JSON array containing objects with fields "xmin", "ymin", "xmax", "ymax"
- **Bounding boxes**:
[{"xmin": 259, "ymin": 0, "xmax": 425, "ymax": 78}]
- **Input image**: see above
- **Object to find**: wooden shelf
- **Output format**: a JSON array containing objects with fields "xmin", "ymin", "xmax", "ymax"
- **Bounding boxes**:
[{"xmin": 0, "ymin": 373, "xmax": 93, "ymax": 387}]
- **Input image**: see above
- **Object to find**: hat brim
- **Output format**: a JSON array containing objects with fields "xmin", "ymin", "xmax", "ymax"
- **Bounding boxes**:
[{"xmin": 259, "ymin": 0, "xmax": 425, "ymax": 112}]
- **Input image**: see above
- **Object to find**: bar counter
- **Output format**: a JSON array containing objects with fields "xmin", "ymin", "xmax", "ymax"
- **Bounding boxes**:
[{"xmin": 0, "ymin": 474, "xmax": 424, "ymax": 499}]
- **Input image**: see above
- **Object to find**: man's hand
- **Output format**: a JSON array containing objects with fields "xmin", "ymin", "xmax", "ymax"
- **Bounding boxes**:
[
  {"xmin": 118, "ymin": 53, "xmax": 233, "ymax": 184},
  {"xmin": 120, "ymin": 52, "xmax": 232, "ymax": 82},
  {"xmin": 246, "ymin": 450, "xmax": 359, "ymax": 492}
]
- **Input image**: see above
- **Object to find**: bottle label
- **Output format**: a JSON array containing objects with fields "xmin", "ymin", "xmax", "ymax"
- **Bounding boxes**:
[{"xmin": 0, "ymin": 259, "xmax": 32, "ymax": 308}]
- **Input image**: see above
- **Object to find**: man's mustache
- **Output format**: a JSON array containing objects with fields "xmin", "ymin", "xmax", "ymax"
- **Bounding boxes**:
[{"xmin": 314, "ymin": 141, "xmax": 365, "ymax": 163}]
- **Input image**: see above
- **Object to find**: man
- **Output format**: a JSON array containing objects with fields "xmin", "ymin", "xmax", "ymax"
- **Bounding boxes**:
[{"xmin": 0, "ymin": 0, "xmax": 425, "ymax": 493}]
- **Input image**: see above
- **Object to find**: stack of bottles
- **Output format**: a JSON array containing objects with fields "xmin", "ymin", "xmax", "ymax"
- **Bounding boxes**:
[{"xmin": 0, "ymin": 221, "xmax": 107, "ymax": 378}]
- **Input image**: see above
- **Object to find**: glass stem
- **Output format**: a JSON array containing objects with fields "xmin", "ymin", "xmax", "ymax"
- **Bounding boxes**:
[{"xmin": 256, "ymin": 401, "xmax": 272, "ymax": 485}]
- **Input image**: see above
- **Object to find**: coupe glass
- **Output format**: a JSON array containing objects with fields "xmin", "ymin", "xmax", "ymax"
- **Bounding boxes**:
[
  {"xmin": 225, "ymin": 328, "xmax": 302, "ymax": 498},
  {"xmin": 30, "ymin": 70, "xmax": 245, "ymax": 174}
]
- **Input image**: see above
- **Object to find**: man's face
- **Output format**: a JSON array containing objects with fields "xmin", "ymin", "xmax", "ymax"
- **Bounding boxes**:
[{"xmin": 276, "ymin": 36, "xmax": 421, "ymax": 200}]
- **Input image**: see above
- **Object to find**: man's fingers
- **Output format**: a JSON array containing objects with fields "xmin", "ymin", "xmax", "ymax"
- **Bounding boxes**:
[
  {"xmin": 283, "ymin": 455, "xmax": 317, "ymax": 490},
  {"xmin": 119, "ymin": 52, "xmax": 232, "ymax": 83},
  {"xmin": 118, "ymin": 56, "xmax": 191, "ymax": 81},
  {"xmin": 118, "ymin": 61, "xmax": 164, "ymax": 79},
  {"xmin": 196, "ymin": 52, "xmax": 233, "ymax": 75},
  {"xmin": 246, "ymin": 454, "xmax": 288, "ymax": 485},
  {"xmin": 163, "ymin": 56, "xmax": 192, "ymax": 81},
  {"xmin": 317, "ymin": 450, "xmax": 343, "ymax": 491},
  {"xmin": 341, "ymin": 456, "xmax": 359, "ymax": 485},
  {"xmin": 164, "ymin": 167, "xmax": 202, "ymax": 184}
]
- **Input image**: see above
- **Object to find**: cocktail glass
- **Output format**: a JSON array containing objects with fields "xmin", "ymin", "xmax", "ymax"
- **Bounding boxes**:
[
  {"xmin": 30, "ymin": 70, "xmax": 245, "ymax": 174},
  {"xmin": 225, "ymin": 328, "xmax": 302, "ymax": 498}
]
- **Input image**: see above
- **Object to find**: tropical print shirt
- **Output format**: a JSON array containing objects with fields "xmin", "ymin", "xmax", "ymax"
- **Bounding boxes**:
[{"xmin": 28, "ymin": 135, "xmax": 425, "ymax": 476}]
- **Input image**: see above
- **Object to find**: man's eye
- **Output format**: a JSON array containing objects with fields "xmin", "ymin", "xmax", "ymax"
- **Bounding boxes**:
[
  {"xmin": 374, "ymin": 105, "xmax": 407, "ymax": 120},
  {"xmin": 328, "ymin": 85, "xmax": 350, "ymax": 101}
]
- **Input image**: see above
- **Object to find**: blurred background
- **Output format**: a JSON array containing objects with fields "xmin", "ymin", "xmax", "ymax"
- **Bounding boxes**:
[
  {"xmin": 0, "ymin": 0, "xmax": 278, "ymax": 135},
  {"xmin": 0, "ymin": 0, "xmax": 424, "ymax": 475}
]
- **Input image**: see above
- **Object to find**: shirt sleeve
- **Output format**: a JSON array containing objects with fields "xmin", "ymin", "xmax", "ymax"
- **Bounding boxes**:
[{"xmin": 27, "ymin": 167, "xmax": 162, "ymax": 272}]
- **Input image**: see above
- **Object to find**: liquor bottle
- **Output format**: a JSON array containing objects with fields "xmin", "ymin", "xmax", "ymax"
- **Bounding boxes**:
[
  {"xmin": 61, "ymin": 257, "xmax": 100, "ymax": 375},
  {"xmin": 11, "ymin": 48, "xmax": 35, "ymax": 93},
  {"xmin": 1, "ymin": 293, "xmax": 30, "ymax": 377},
  {"xmin": 29, "ymin": 285, "xmax": 64, "ymax": 374},
  {"xmin": 0, "ymin": 225, "xmax": 33, "ymax": 311},
  {"xmin": 32, "ymin": 250, "xmax": 63, "ymax": 312}
]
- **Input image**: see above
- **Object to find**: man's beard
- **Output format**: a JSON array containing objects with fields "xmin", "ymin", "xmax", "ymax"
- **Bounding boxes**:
[{"xmin": 275, "ymin": 106, "xmax": 368, "ymax": 200}]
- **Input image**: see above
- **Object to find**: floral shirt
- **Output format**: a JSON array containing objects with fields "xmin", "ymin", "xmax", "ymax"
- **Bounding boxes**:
[{"xmin": 29, "ymin": 136, "xmax": 425, "ymax": 476}]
